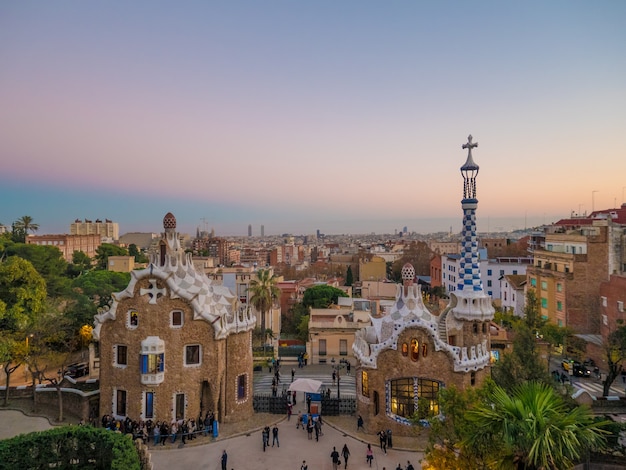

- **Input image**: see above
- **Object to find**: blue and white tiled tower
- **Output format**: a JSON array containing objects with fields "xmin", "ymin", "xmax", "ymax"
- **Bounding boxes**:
[{"xmin": 450, "ymin": 135, "xmax": 495, "ymax": 322}]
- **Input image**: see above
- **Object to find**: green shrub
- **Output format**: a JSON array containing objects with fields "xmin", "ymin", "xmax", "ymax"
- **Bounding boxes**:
[{"xmin": 0, "ymin": 425, "xmax": 140, "ymax": 469}]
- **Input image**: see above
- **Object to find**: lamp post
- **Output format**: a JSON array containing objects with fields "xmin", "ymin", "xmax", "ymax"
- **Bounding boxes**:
[{"xmin": 336, "ymin": 368, "xmax": 340, "ymax": 400}]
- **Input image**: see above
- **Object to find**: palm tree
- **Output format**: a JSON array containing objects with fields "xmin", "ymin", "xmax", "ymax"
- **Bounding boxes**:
[
  {"xmin": 465, "ymin": 381, "xmax": 608, "ymax": 469},
  {"xmin": 14, "ymin": 215, "xmax": 39, "ymax": 234},
  {"xmin": 12, "ymin": 215, "xmax": 39, "ymax": 242},
  {"xmin": 248, "ymin": 269, "xmax": 280, "ymax": 352}
]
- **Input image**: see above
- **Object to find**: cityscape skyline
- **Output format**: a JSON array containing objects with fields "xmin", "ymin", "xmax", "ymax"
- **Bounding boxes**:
[{"xmin": 1, "ymin": 2, "xmax": 625, "ymax": 236}]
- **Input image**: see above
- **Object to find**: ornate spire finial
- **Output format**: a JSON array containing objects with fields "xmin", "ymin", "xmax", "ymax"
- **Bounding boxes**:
[{"xmin": 462, "ymin": 134, "xmax": 478, "ymax": 156}]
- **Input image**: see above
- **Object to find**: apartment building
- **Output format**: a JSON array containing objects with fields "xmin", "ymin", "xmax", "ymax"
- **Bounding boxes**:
[
  {"xmin": 26, "ymin": 233, "xmax": 101, "ymax": 262},
  {"xmin": 70, "ymin": 218, "xmax": 119, "ymax": 240}
]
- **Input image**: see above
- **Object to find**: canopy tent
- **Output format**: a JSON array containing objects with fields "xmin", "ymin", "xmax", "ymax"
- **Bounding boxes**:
[{"xmin": 287, "ymin": 378, "xmax": 323, "ymax": 394}]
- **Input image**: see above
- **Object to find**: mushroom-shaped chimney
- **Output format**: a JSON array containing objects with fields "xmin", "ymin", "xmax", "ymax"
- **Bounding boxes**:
[{"xmin": 163, "ymin": 212, "xmax": 177, "ymax": 230}]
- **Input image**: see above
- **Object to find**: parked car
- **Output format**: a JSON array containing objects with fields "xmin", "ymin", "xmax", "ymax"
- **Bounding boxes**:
[{"xmin": 66, "ymin": 362, "xmax": 89, "ymax": 378}]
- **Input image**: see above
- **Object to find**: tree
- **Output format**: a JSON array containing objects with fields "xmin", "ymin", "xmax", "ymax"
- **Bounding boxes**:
[
  {"xmin": 302, "ymin": 285, "xmax": 348, "ymax": 309},
  {"xmin": 0, "ymin": 256, "xmax": 46, "ymax": 405},
  {"xmin": 66, "ymin": 251, "xmax": 92, "ymax": 278},
  {"xmin": 128, "ymin": 244, "xmax": 148, "ymax": 263},
  {"xmin": 345, "ymin": 266, "xmax": 354, "ymax": 287},
  {"xmin": 0, "ymin": 257, "xmax": 47, "ymax": 331},
  {"xmin": 602, "ymin": 325, "xmax": 626, "ymax": 396},
  {"xmin": 94, "ymin": 243, "xmax": 128, "ymax": 270},
  {"xmin": 0, "ymin": 334, "xmax": 28, "ymax": 406},
  {"xmin": 11, "ymin": 215, "xmax": 39, "ymax": 243},
  {"xmin": 465, "ymin": 382, "xmax": 609, "ymax": 469},
  {"xmin": 5, "ymin": 243, "xmax": 69, "ymax": 297},
  {"xmin": 423, "ymin": 383, "xmax": 494, "ymax": 469},
  {"xmin": 248, "ymin": 269, "xmax": 280, "ymax": 348}
]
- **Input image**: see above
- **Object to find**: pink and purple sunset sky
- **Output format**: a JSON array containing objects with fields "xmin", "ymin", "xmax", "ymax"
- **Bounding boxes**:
[{"xmin": 1, "ymin": 1, "xmax": 625, "ymax": 236}]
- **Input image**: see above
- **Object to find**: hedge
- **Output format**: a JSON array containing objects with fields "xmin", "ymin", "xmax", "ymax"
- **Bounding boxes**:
[{"xmin": 0, "ymin": 425, "xmax": 140, "ymax": 470}]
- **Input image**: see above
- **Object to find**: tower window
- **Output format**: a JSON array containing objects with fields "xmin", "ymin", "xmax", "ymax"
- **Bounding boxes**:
[
  {"xmin": 115, "ymin": 345, "xmax": 128, "ymax": 366},
  {"xmin": 410, "ymin": 339, "xmax": 419, "ymax": 361},
  {"xmin": 237, "ymin": 374, "xmax": 247, "ymax": 400}
]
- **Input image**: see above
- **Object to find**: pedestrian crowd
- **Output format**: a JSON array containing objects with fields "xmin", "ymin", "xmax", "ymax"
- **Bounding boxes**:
[{"xmin": 100, "ymin": 411, "xmax": 217, "ymax": 446}]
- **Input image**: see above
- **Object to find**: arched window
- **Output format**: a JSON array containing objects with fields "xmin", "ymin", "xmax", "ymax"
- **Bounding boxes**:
[
  {"xmin": 401, "ymin": 343, "xmax": 408, "ymax": 357},
  {"xmin": 410, "ymin": 339, "xmax": 419, "ymax": 361},
  {"xmin": 389, "ymin": 378, "xmax": 440, "ymax": 419},
  {"xmin": 422, "ymin": 343, "xmax": 428, "ymax": 357}
]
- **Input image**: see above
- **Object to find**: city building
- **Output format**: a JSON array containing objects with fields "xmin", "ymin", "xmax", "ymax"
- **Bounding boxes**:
[
  {"xmin": 499, "ymin": 274, "xmax": 527, "ymax": 316},
  {"xmin": 440, "ymin": 253, "xmax": 531, "ymax": 302},
  {"xmin": 70, "ymin": 218, "xmax": 119, "ymax": 241},
  {"xmin": 526, "ymin": 214, "xmax": 624, "ymax": 332},
  {"xmin": 352, "ymin": 136, "xmax": 494, "ymax": 436},
  {"xmin": 107, "ymin": 255, "xmax": 135, "ymax": 273},
  {"xmin": 119, "ymin": 232, "xmax": 158, "ymax": 250},
  {"xmin": 26, "ymin": 233, "xmax": 101, "ymax": 262},
  {"xmin": 93, "ymin": 213, "xmax": 256, "ymax": 425},
  {"xmin": 307, "ymin": 297, "xmax": 373, "ymax": 366}
]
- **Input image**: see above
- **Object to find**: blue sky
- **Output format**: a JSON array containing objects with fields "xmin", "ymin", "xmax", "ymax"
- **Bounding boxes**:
[{"xmin": 1, "ymin": 1, "xmax": 625, "ymax": 236}]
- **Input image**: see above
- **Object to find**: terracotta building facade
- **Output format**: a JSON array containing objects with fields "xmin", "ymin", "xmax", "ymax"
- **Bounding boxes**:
[{"xmin": 93, "ymin": 213, "xmax": 256, "ymax": 425}]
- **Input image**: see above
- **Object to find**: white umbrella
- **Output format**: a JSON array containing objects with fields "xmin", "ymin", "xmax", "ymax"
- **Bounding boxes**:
[{"xmin": 287, "ymin": 378, "xmax": 323, "ymax": 394}]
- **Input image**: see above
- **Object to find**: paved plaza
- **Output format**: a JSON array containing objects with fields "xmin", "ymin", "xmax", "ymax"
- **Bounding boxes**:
[{"xmin": 0, "ymin": 364, "xmax": 426, "ymax": 469}]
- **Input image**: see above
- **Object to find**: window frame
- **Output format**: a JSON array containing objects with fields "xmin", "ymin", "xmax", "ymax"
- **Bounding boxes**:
[
  {"xmin": 184, "ymin": 344, "xmax": 202, "ymax": 366},
  {"xmin": 115, "ymin": 344, "xmax": 128, "ymax": 367}
]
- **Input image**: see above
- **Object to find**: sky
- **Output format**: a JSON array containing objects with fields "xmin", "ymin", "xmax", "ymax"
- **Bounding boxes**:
[{"xmin": 1, "ymin": 1, "xmax": 625, "ymax": 236}]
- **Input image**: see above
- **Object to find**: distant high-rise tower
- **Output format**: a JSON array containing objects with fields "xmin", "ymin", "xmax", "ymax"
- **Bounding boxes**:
[
  {"xmin": 248, "ymin": 224, "xmax": 252, "ymax": 237},
  {"xmin": 261, "ymin": 225, "xmax": 265, "ymax": 237}
]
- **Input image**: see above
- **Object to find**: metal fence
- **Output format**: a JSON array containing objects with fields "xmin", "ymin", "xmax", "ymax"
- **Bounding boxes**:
[{"xmin": 253, "ymin": 394, "xmax": 356, "ymax": 416}]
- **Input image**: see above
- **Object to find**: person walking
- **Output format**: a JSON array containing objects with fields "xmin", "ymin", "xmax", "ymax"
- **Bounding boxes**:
[
  {"xmin": 291, "ymin": 368, "xmax": 295, "ymax": 382},
  {"xmin": 220, "ymin": 450, "xmax": 227, "ymax": 470},
  {"xmin": 341, "ymin": 444, "xmax": 350, "ymax": 469},
  {"xmin": 366, "ymin": 444, "xmax": 373, "ymax": 467},
  {"xmin": 330, "ymin": 446, "xmax": 340, "ymax": 470},
  {"xmin": 272, "ymin": 424, "xmax": 279, "ymax": 447},
  {"xmin": 301, "ymin": 460, "xmax": 308, "ymax": 470}
]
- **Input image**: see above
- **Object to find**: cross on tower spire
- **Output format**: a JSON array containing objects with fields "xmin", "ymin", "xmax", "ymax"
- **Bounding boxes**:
[{"xmin": 462, "ymin": 134, "xmax": 478, "ymax": 157}]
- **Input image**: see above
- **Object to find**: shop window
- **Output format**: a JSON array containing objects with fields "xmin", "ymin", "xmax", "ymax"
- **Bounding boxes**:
[{"xmin": 319, "ymin": 339, "xmax": 327, "ymax": 356}]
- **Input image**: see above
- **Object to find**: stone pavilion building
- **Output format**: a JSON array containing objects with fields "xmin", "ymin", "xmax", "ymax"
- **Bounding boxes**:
[
  {"xmin": 93, "ymin": 213, "xmax": 256, "ymax": 425},
  {"xmin": 352, "ymin": 136, "xmax": 495, "ymax": 435}
]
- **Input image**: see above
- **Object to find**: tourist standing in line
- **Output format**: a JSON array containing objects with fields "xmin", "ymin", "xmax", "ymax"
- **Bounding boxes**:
[{"xmin": 341, "ymin": 443, "xmax": 350, "ymax": 469}]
